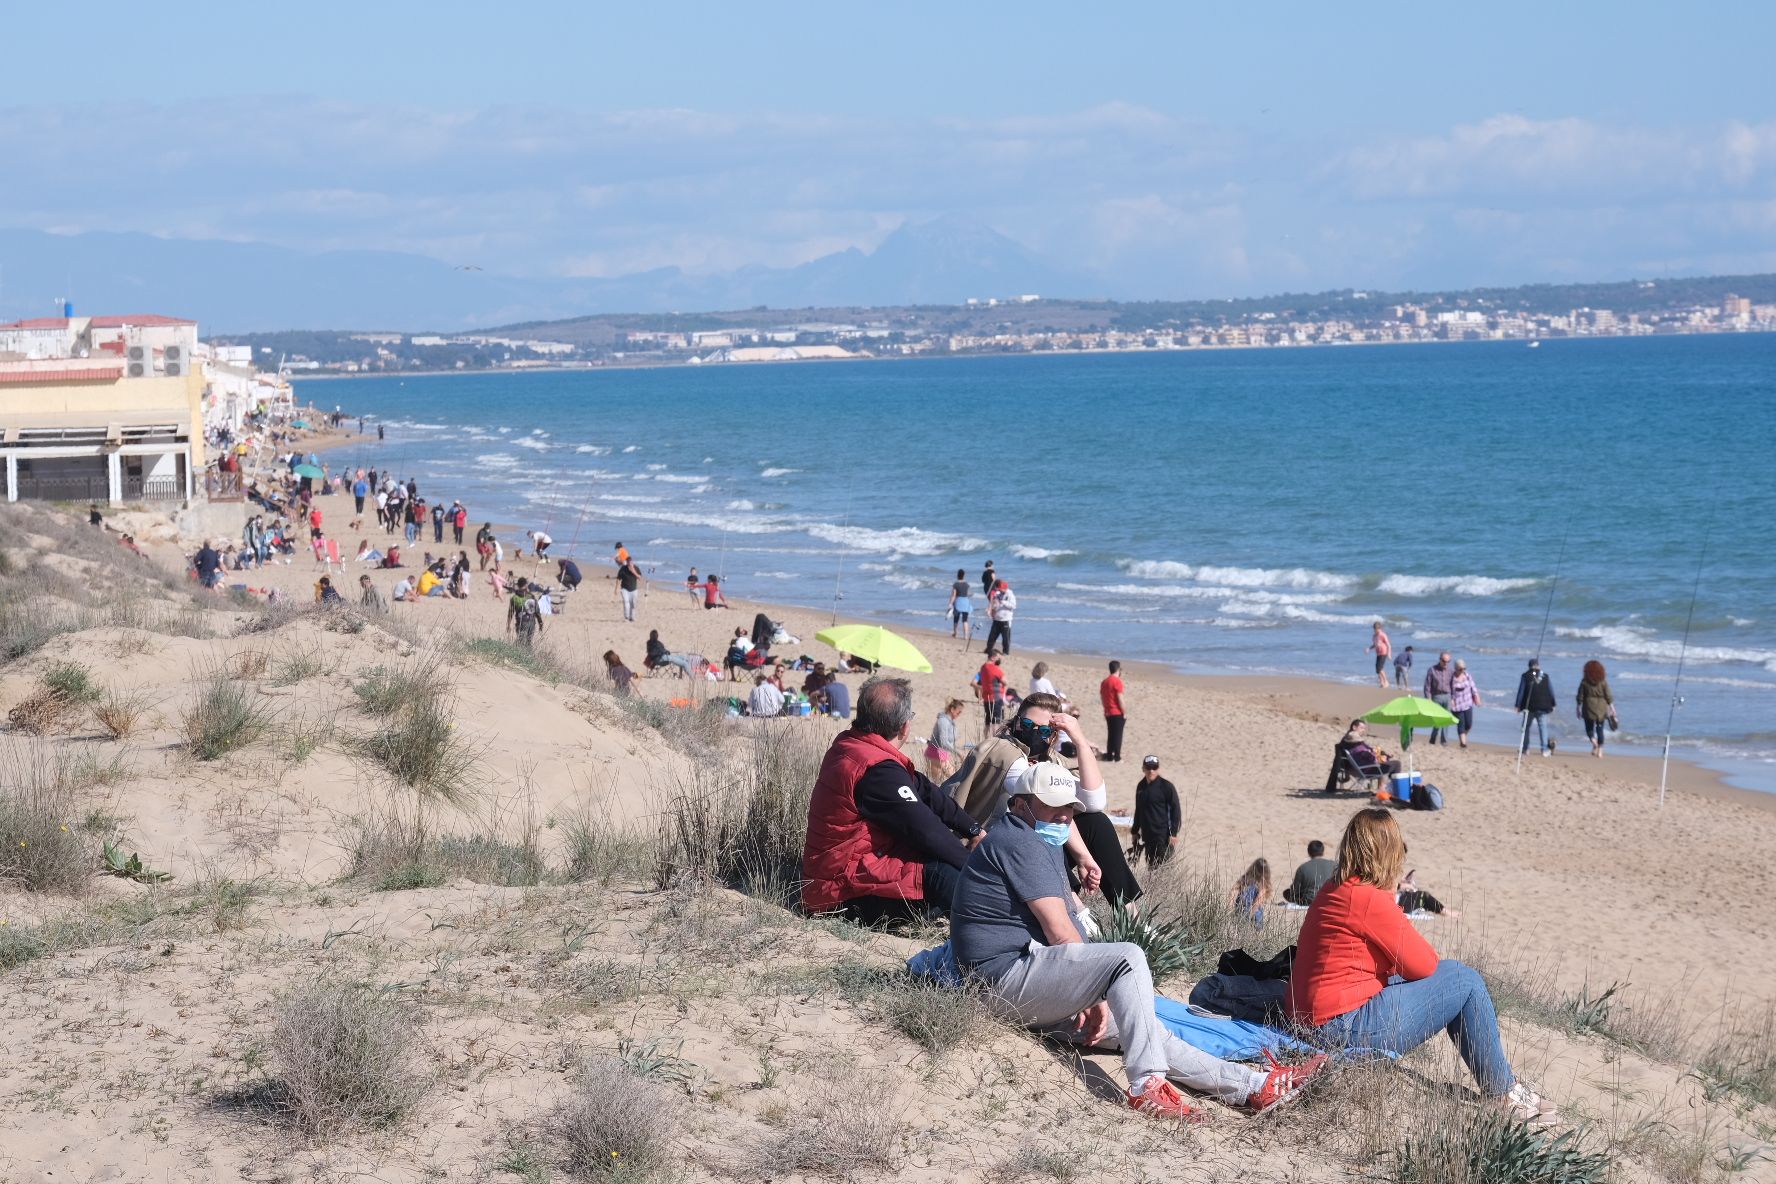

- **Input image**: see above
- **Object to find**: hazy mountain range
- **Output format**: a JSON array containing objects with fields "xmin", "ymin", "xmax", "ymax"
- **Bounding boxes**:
[{"xmin": 0, "ymin": 219, "xmax": 1088, "ymax": 333}]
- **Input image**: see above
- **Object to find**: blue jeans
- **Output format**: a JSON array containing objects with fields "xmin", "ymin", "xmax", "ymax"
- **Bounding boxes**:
[
  {"xmin": 1520, "ymin": 711, "xmax": 1550, "ymax": 753},
  {"xmin": 1427, "ymin": 694, "xmax": 1452, "ymax": 743},
  {"xmin": 1585, "ymin": 718, "xmax": 1609, "ymax": 747},
  {"xmin": 1313, "ymin": 960, "xmax": 1513, "ymax": 1096}
]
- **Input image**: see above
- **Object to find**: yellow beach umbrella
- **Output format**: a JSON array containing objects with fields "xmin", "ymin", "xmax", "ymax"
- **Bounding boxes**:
[{"xmin": 814, "ymin": 624, "xmax": 933, "ymax": 674}]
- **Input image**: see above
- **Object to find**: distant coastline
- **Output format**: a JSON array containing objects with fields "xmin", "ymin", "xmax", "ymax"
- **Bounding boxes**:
[{"xmin": 290, "ymin": 324, "xmax": 1767, "ymax": 384}]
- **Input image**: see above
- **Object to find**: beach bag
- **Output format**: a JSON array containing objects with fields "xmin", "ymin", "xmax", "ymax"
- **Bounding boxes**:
[{"xmin": 1410, "ymin": 782, "xmax": 1445, "ymax": 811}]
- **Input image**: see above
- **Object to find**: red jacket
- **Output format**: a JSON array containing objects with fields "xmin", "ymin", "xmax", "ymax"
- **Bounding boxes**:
[
  {"xmin": 1285, "ymin": 877, "xmax": 1439, "ymax": 1026},
  {"xmin": 801, "ymin": 730, "xmax": 924, "ymax": 912}
]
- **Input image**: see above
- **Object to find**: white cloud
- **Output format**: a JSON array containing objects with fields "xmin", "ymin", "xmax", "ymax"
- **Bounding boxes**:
[{"xmin": 0, "ymin": 99, "xmax": 1771, "ymax": 297}]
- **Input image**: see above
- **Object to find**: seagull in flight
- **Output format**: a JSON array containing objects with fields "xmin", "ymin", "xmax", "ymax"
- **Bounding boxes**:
[{"xmin": 455, "ymin": 264, "xmax": 483, "ymax": 271}]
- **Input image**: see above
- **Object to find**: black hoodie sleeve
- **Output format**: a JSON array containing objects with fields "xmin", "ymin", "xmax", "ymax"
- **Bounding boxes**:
[{"xmin": 855, "ymin": 761, "xmax": 980, "ymax": 869}]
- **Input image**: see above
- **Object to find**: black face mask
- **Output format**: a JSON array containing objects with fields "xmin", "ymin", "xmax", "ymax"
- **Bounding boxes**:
[{"xmin": 1012, "ymin": 721, "xmax": 1052, "ymax": 761}]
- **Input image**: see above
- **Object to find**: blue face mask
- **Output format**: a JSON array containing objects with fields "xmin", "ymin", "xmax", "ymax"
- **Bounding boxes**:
[{"xmin": 1032, "ymin": 819, "xmax": 1071, "ymax": 848}]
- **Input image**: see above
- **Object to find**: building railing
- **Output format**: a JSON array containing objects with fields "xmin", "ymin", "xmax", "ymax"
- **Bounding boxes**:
[
  {"xmin": 124, "ymin": 475, "xmax": 184, "ymax": 503},
  {"xmin": 16, "ymin": 474, "xmax": 110, "ymax": 503}
]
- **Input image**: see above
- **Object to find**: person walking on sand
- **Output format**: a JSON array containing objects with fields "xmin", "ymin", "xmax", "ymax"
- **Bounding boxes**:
[
  {"xmin": 1577, "ymin": 660, "xmax": 1615, "ymax": 758},
  {"xmin": 947, "ymin": 569, "xmax": 974, "ymax": 643},
  {"xmin": 924, "ymin": 698, "xmax": 968, "ymax": 781},
  {"xmin": 1129, "ymin": 756, "xmax": 1181, "ymax": 870},
  {"xmin": 685, "ymin": 566, "xmax": 702, "ymax": 607},
  {"xmin": 1100, "ymin": 660, "xmax": 1127, "ymax": 763},
  {"xmin": 951, "ymin": 762, "xmax": 1327, "ymax": 1122},
  {"xmin": 978, "ymin": 650, "xmax": 1008, "ymax": 732},
  {"xmin": 451, "ymin": 501, "xmax": 467, "ymax": 545},
  {"xmin": 1449, "ymin": 660, "xmax": 1481, "ymax": 748},
  {"xmin": 1368, "ymin": 621, "xmax": 1392, "ymax": 688},
  {"xmin": 985, "ymin": 579, "xmax": 1016, "ymax": 655},
  {"xmin": 506, "ymin": 577, "xmax": 544, "ymax": 648},
  {"xmin": 616, "ymin": 553, "xmax": 644, "ymax": 622},
  {"xmin": 1422, "ymin": 651, "xmax": 1455, "ymax": 744},
  {"xmin": 1393, "ymin": 645, "xmax": 1414, "ymax": 692},
  {"xmin": 430, "ymin": 501, "xmax": 446, "ymax": 543},
  {"xmin": 1514, "ymin": 658, "xmax": 1558, "ymax": 757}
]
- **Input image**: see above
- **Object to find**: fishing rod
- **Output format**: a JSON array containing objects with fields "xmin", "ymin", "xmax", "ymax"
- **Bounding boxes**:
[
  {"xmin": 1659, "ymin": 536, "xmax": 1708, "ymax": 808},
  {"xmin": 831, "ymin": 476, "xmax": 855, "ymax": 627},
  {"xmin": 1517, "ymin": 527, "xmax": 1569, "ymax": 775}
]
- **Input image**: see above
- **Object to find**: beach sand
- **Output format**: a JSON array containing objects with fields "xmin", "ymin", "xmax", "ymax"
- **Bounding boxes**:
[
  {"xmin": 135, "ymin": 517, "xmax": 1774, "ymax": 1009},
  {"xmin": 4, "ymin": 496, "xmax": 1776, "ymax": 1181}
]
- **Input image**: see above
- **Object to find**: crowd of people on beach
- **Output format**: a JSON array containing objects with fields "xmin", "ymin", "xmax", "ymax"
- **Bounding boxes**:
[{"xmin": 797, "ymin": 677, "xmax": 1561, "ymax": 1126}]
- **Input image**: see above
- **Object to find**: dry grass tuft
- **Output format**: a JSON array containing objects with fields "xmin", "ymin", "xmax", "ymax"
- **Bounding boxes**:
[
  {"xmin": 548, "ymin": 1056, "xmax": 681, "ymax": 1179},
  {"xmin": 6, "ymin": 687, "xmax": 80, "ymax": 735},
  {"xmin": 0, "ymin": 740, "xmax": 97, "ymax": 893},
  {"xmin": 93, "ymin": 686, "xmax": 158, "ymax": 740},
  {"xmin": 269, "ymin": 979, "xmax": 428, "ymax": 1135},
  {"xmin": 749, "ymin": 1096, "xmax": 905, "ymax": 1180},
  {"xmin": 180, "ymin": 667, "xmax": 277, "ymax": 760}
]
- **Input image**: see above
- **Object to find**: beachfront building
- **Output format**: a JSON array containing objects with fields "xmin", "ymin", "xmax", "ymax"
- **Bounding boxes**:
[{"xmin": 0, "ymin": 314, "xmax": 206, "ymax": 505}]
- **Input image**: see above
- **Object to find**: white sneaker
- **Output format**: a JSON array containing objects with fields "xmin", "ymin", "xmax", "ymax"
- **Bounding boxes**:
[
  {"xmin": 1541, "ymin": 749, "xmax": 1549, "ymax": 758},
  {"xmin": 1498, "ymin": 1081, "xmax": 1559, "ymax": 1126}
]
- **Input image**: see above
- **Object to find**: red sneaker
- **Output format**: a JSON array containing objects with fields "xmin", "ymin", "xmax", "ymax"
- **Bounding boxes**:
[
  {"xmin": 1125, "ymin": 1076, "xmax": 1210, "ymax": 1124},
  {"xmin": 1247, "ymin": 1052, "xmax": 1330, "ymax": 1114}
]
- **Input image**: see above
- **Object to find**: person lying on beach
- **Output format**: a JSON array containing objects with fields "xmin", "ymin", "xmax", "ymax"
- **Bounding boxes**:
[
  {"xmin": 1285, "ymin": 808, "xmax": 1556, "ymax": 1125},
  {"xmin": 802, "ymin": 678, "xmax": 984, "ymax": 926},
  {"xmin": 1396, "ymin": 869, "xmax": 1460, "ymax": 918},
  {"xmin": 951, "ymin": 760, "xmax": 1326, "ymax": 1122}
]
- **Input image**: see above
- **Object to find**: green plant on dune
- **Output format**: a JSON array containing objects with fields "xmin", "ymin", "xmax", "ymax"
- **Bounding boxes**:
[
  {"xmin": 100, "ymin": 840, "xmax": 172, "ymax": 884},
  {"xmin": 1386, "ymin": 1112, "xmax": 1609, "ymax": 1184},
  {"xmin": 180, "ymin": 669, "xmax": 276, "ymax": 760},
  {"xmin": 1092, "ymin": 898, "xmax": 1207, "ymax": 985},
  {"xmin": 41, "ymin": 661, "xmax": 103, "ymax": 705}
]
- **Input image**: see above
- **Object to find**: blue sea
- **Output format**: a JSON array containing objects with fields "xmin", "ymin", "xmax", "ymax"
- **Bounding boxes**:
[{"xmin": 303, "ymin": 335, "xmax": 1776, "ymax": 790}]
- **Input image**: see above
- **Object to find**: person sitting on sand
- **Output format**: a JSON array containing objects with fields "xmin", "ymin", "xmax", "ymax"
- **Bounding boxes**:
[
  {"xmin": 1229, "ymin": 858, "xmax": 1271, "ymax": 927},
  {"xmin": 748, "ymin": 672, "xmax": 786, "ymax": 718},
  {"xmin": 417, "ymin": 565, "xmax": 445, "ymax": 598},
  {"xmin": 1286, "ymin": 808, "xmax": 1557, "ymax": 1125},
  {"xmin": 702, "ymin": 573, "xmax": 729, "ymax": 609},
  {"xmin": 358, "ymin": 574, "xmax": 387, "ymax": 613},
  {"xmin": 951, "ymin": 760, "xmax": 1327, "ymax": 1123},
  {"xmin": 314, "ymin": 576, "xmax": 343, "ymax": 605},
  {"xmin": 1283, "ymin": 841, "xmax": 1338, "ymax": 905},
  {"xmin": 380, "ymin": 544, "xmax": 403, "ymax": 569},
  {"xmin": 802, "ymin": 677, "xmax": 985, "ymax": 925},
  {"xmin": 391, "ymin": 575, "xmax": 417, "ymax": 603},
  {"xmin": 924, "ymin": 698, "xmax": 968, "ymax": 781},
  {"xmin": 819, "ymin": 672, "xmax": 852, "ymax": 719}
]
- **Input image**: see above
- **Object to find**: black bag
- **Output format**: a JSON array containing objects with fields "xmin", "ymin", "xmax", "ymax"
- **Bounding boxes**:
[
  {"xmin": 1187, "ymin": 973, "xmax": 1290, "ymax": 1025},
  {"xmin": 1410, "ymin": 782, "xmax": 1445, "ymax": 810},
  {"xmin": 1216, "ymin": 945, "xmax": 1296, "ymax": 982}
]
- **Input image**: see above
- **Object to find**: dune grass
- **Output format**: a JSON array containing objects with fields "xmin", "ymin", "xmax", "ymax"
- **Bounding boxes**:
[
  {"xmin": 269, "ymin": 979, "xmax": 428, "ymax": 1135},
  {"xmin": 180, "ymin": 667, "xmax": 277, "ymax": 761}
]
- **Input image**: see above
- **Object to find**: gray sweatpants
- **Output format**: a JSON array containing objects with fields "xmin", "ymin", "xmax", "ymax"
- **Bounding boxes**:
[{"xmin": 981, "ymin": 941, "xmax": 1263, "ymax": 1104}]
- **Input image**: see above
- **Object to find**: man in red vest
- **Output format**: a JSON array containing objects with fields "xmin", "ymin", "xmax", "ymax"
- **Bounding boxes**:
[{"xmin": 802, "ymin": 677, "xmax": 985, "ymax": 924}]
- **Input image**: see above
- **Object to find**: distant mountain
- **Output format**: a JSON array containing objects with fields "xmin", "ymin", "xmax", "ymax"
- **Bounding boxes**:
[{"xmin": 0, "ymin": 219, "xmax": 1089, "ymax": 333}]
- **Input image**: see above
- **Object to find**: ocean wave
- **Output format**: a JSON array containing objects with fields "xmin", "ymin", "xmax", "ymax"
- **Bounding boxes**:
[
  {"xmin": 497, "ymin": 427, "xmax": 511, "ymax": 434},
  {"xmin": 646, "ymin": 463, "xmax": 667, "ymax": 471},
  {"xmin": 476, "ymin": 453, "xmax": 520, "ymax": 468},
  {"xmin": 621, "ymin": 445, "xmax": 639, "ymax": 453},
  {"xmin": 882, "ymin": 573, "xmax": 934, "ymax": 591},
  {"xmin": 1010, "ymin": 545, "xmax": 1078, "ymax": 561},
  {"xmin": 1057, "ymin": 581, "xmax": 1341, "ymax": 606},
  {"xmin": 1554, "ymin": 625, "xmax": 1776, "ymax": 667},
  {"xmin": 654, "ymin": 474, "xmax": 706, "ymax": 484},
  {"xmin": 760, "ymin": 467, "xmax": 799, "ymax": 478},
  {"xmin": 806, "ymin": 523, "xmax": 988, "ymax": 556},
  {"xmin": 858, "ymin": 562, "xmax": 893, "ymax": 572},
  {"xmin": 726, "ymin": 500, "xmax": 757, "ymax": 511},
  {"xmin": 586, "ymin": 505, "xmax": 793, "ymax": 535},
  {"xmin": 1617, "ymin": 671, "xmax": 1776, "ymax": 691},
  {"xmin": 513, "ymin": 437, "xmax": 550, "ymax": 451},
  {"xmin": 574, "ymin": 444, "xmax": 611, "ymax": 454},
  {"xmin": 752, "ymin": 570, "xmax": 799, "ymax": 580},
  {"xmin": 689, "ymin": 483, "xmax": 711, "ymax": 494},
  {"xmin": 1117, "ymin": 559, "xmax": 1356, "ymax": 591},
  {"xmin": 1377, "ymin": 574, "xmax": 1540, "ymax": 597},
  {"xmin": 596, "ymin": 494, "xmax": 664, "ymax": 504}
]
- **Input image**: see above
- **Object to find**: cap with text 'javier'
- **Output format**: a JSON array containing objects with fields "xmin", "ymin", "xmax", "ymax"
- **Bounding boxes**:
[{"xmin": 1016, "ymin": 761, "xmax": 1085, "ymax": 808}]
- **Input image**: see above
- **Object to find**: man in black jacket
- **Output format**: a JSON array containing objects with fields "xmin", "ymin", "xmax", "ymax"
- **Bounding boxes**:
[
  {"xmin": 1514, "ymin": 658, "xmax": 1558, "ymax": 756},
  {"xmin": 1130, "ymin": 756, "xmax": 1181, "ymax": 868}
]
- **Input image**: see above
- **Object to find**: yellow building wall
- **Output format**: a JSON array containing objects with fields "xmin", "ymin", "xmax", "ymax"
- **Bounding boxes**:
[{"xmin": 0, "ymin": 369, "xmax": 206, "ymax": 467}]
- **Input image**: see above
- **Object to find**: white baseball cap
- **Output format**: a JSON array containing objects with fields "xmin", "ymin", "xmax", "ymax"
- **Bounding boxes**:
[{"xmin": 1016, "ymin": 761, "xmax": 1084, "ymax": 808}]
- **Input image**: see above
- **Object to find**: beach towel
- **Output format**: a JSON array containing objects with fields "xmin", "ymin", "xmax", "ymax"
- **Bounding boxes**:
[{"xmin": 905, "ymin": 942, "xmax": 1310, "ymax": 1061}]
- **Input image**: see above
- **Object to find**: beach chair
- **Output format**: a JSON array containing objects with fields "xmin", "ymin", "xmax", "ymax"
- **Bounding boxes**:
[{"xmin": 1325, "ymin": 746, "xmax": 1386, "ymax": 795}]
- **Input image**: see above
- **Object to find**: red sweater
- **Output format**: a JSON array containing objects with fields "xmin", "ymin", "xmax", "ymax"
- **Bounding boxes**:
[{"xmin": 1285, "ymin": 877, "xmax": 1439, "ymax": 1026}]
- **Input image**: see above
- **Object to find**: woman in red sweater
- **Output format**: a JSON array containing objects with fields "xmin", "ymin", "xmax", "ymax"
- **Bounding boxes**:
[{"xmin": 1285, "ymin": 808, "xmax": 1558, "ymax": 1124}]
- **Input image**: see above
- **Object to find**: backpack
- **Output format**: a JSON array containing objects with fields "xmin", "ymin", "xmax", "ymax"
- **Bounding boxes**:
[{"xmin": 1410, "ymin": 782, "xmax": 1445, "ymax": 811}]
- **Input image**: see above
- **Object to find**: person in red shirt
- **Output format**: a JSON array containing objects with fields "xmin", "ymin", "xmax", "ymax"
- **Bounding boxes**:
[
  {"xmin": 1099, "ymin": 660, "xmax": 1127, "ymax": 763},
  {"xmin": 307, "ymin": 506, "xmax": 323, "ymax": 541},
  {"xmin": 1285, "ymin": 808, "xmax": 1558, "ymax": 1125},
  {"xmin": 977, "ymin": 651, "xmax": 1007, "ymax": 730}
]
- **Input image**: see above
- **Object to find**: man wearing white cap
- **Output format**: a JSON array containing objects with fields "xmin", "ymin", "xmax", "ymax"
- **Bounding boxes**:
[{"xmin": 951, "ymin": 761, "xmax": 1326, "ymax": 1122}]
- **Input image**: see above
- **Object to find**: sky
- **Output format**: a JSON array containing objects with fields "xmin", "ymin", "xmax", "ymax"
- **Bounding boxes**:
[{"xmin": 2, "ymin": 1, "xmax": 1774, "ymax": 300}]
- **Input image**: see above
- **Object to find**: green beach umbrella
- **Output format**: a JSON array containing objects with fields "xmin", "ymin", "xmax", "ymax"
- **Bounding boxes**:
[
  {"xmin": 293, "ymin": 463, "xmax": 325, "ymax": 479},
  {"xmin": 814, "ymin": 624, "xmax": 932, "ymax": 674},
  {"xmin": 1361, "ymin": 695, "xmax": 1457, "ymax": 772}
]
